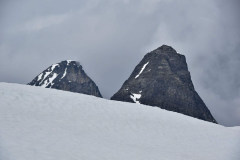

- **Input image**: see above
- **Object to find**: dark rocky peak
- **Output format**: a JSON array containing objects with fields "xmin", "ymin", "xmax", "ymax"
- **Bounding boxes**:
[
  {"xmin": 28, "ymin": 60, "xmax": 102, "ymax": 97},
  {"xmin": 156, "ymin": 44, "xmax": 177, "ymax": 53},
  {"xmin": 111, "ymin": 45, "xmax": 217, "ymax": 123}
]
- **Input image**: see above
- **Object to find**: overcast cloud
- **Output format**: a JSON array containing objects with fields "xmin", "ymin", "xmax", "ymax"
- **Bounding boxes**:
[{"xmin": 0, "ymin": 0, "xmax": 239, "ymax": 126}]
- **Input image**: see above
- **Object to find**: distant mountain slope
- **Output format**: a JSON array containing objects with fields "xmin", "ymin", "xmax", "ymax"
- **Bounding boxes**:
[
  {"xmin": 111, "ymin": 45, "xmax": 216, "ymax": 123},
  {"xmin": 28, "ymin": 60, "xmax": 102, "ymax": 97},
  {"xmin": 0, "ymin": 83, "xmax": 239, "ymax": 160}
]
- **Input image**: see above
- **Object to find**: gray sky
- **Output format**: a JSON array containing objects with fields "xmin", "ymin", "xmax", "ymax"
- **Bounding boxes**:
[{"xmin": 0, "ymin": 0, "xmax": 239, "ymax": 126}]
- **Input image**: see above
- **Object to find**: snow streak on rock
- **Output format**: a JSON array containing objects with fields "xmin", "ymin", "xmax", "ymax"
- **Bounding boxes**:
[
  {"xmin": 135, "ymin": 62, "xmax": 149, "ymax": 79},
  {"xmin": 61, "ymin": 68, "xmax": 67, "ymax": 80},
  {"xmin": 48, "ymin": 73, "xmax": 59, "ymax": 88},
  {"xmin": 39, "ymin": 69, "xmax": 52, "ymax": 86},
  {"xmin": 51, "ymin": 64, "xmax": 59, "ymax": 71},
  {"xmin": 40, "ymin": 64, "xmax": 59, "ymax": 87}
]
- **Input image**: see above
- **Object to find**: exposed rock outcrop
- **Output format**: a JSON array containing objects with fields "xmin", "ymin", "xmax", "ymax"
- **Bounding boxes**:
[
  {"xmin": 28, "ymin": 60, "xmax": 102, "ymax": 97},
  {"xmin": 111, "ymin": 45, "xmax": 217, "ymax": 123}
]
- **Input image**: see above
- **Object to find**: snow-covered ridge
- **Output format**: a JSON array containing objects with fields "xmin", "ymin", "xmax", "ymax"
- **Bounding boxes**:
[{"xmin": 0, "ymin": 83, "xmax": 239, "ymax": 160}]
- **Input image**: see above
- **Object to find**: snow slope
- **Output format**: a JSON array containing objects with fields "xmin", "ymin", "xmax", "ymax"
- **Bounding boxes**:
[{"xmin": 0, "ymin": 83, "xmax": 239, "ymax": 160}]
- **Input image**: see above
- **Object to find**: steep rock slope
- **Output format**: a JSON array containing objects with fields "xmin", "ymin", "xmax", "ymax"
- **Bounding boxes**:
[
  {"xmin": 0, "ymin": 83, "xmax": 239, "ymax": 160},
  {"xmin": 111, "ymin": 45, "xmax": 216, "ymax": 123},
  {"xmin": 28, "ymin": 60, "xmax": 102, "ymax": 97}
]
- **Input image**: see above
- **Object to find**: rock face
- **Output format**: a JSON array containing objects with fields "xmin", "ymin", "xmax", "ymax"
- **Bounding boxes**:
[
  {"xmin": 111, "ymin": 45, "xmax": 217, "ymax": 123},
  {"xmin": 28, "ymin": 60, "xmax": 102, "ymax": 97}
]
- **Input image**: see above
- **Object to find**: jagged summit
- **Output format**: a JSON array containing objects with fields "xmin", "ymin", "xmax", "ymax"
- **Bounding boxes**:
[
  {"xmin": 28, "ymin": 60, "xmax": 102, "ymax": 97},
  {"xmin": 111, "ymin": 45, "xmax": 217, "ymax": 123},
  {"xmin": 156, "ymin": 44, "xmax": 177, "ymax": 53}
]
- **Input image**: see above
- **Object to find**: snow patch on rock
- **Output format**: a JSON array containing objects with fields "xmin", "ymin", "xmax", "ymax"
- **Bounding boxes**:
[
  {"xmin": 130, "ymin": 93, "xmax": 141, "ymax": 104},
  {"xmin": 38, "ymin": 64, "xmax": 59, "ymax": 87},
  {"xmin": 66, "ymin": 60, "xmax": 73, "ymax": 65},
  {"xmin": 39, "ymin": 69, "xmax": 52, "ymax": 86},
  {"xmin": 37, "ymin": 73, "xmax": 43, "ymax": 82},
  {"xmin": 41, "ymin": 73, "xmax": 58, "ymax": 88}
]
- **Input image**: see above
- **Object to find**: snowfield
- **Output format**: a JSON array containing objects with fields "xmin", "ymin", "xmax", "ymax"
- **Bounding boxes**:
[{"xmin": 0, "ymin": 83, "xmax": 239, "ymax": 160}]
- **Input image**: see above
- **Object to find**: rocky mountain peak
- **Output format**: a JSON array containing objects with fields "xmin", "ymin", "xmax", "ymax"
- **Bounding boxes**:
[
  {"xmin": 28, "ymin": 60, "xmax": 102, "ymax": 97},
  {"xmin": 156, "ymin": 44, "xmax": 177, "ymax": 53},
  {"xmin": 111, "ymin": 45, "xmax": 217, "ymax": 123}
]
